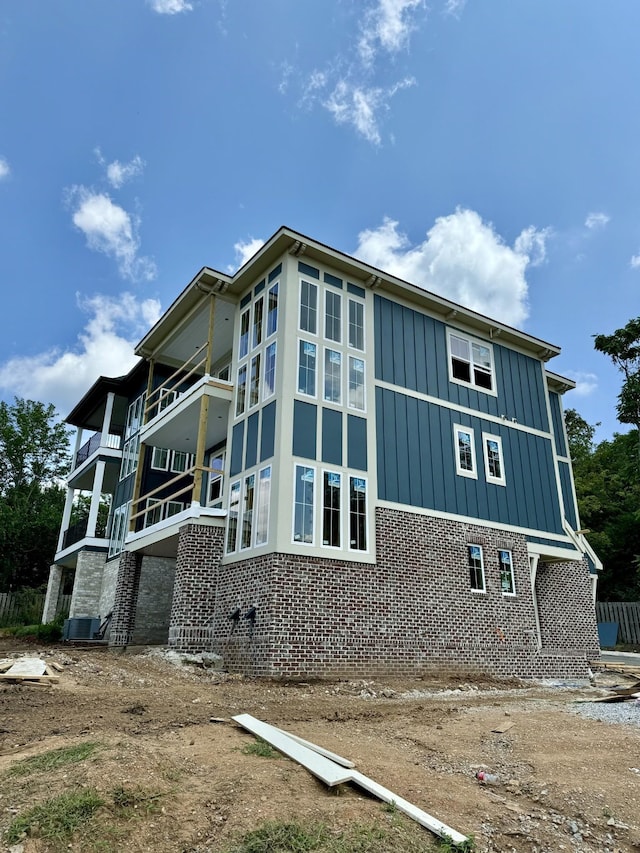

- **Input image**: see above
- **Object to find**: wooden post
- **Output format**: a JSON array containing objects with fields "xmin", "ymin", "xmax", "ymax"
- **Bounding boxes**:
[
  {"xmin": 129, "ymin": 360, "xmax": 155, "ymax": 532},
  {"xmin": 205, "ymin": 294, "xmax": 216, "ymax": 376}
]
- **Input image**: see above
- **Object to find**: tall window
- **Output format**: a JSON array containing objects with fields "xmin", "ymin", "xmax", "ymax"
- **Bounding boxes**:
[
  {"xmin": 449, "ymin": 332, "xmax": 494, "ymax": 392},
  {"xmin": 483, "ymin": 433, "xmax": 506, "ymax": 486},
  {"xmin": 108, "ymin": 501, "xmax": 131, "ymax": 558},
  {"xmin": 207, "ymin": 452, "xmax": 225, "ymax": 506},
  {"xmin": 468, "ymin": 544, "xmax": 485, "ymax": 591},
  {"xmin": 298, "ymin": 340, "xmax": 317, "ymax": 396},
  {"xmin": 349, "ymin": 477, "xmax": 367, "ymax": 551},
  {"xmin": 293, "ymin": 465, "xmax": 315, "ymax": 543},
  {"xmin": 498, "ymin": 549, "xmax": 515, "ymax": 595},
  {"xmin": 324, "ymin": 348, "xmax": 342, "ymax": 404},
  {"xmin": 252, "ymin": 297, "xmax": 263, "ymax": 349},
  {"xmin": 239, "ymin": 309, "xmax": 250, "ymax": 360},
  {"xmin": 125, "ymin": 394, "xmax": 145, "ymax": 439},
  {"xmin": 249, "ymin": 354, "xmax": 261, "ymax": 408},
  {"xmin": 454, "ymin": 425, "xmax": 476, "ymax": 479},
  {"xmin": 323, "ymin": 471, "xmax": 341, "ymax": 547},
  {"xmin": 236, "ymin": 364, "xmax": 247, "ymax": 416},
  {"xmin": 348, "ymin": 356, "xmax": 365, "ymax": 410},
  {"xmin": 241, "ymin": 473, "xmax": 255, "ymax": 549},
  {"xmin": 267, "ymin": 282, "xmax": 279, "ymax": 337},
  {"xmin": 255, "ymin": 466, "xmax": 272, "ymax": 546},
  {"xmin": 264, "ymin": 342, "xmax": 276, "ymax": 399},
  {"xmin": 226, "ymin": 480, "xmax": 240, "ymax": 553},
  {"xmin": 325, "ymin": 291, "xmax": 341, "ymax": 343},
  {"xmin": 348, "ymin": 299, "xmax": 364, "ymax": 351},
  {"xmin": 299, "ymin": 280, "xmax": 318, "ymax": 334}
]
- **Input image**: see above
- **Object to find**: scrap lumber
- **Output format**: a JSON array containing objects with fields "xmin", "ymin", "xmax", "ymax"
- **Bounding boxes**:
[
  {"xmin": 273, "ymin": 725, "xmax": 355, "ymax": 768},
  {"xmin": 0, "ymin": 658, "xmax": 60, "ymax": 685},
  {"xmin": 491, "ymin": 721, "xmax": 515, "ymax": 734},
  {"xmin": 232, "ymin": 714, "xmax": 468, "ymax": 848}
]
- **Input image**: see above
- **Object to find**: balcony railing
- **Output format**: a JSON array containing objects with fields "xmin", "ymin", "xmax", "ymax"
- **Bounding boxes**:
[
  {"xmin": 74, "ymin": 432, "xmax": 121, "ymax": 468},
  {"xmin": 62, "ymin": 517, "xmax": 108, "ymax": 550}
]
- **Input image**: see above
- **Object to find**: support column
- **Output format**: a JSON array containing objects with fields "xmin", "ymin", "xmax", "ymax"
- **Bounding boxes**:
[
  {"xmin": 87, "ymin": 460, "xmax": 106, "ymax": 537},
  {"xmin": 101, "ymin": 392, "xmax": 115, "ymax": 442},
  {"xmin": 168, "ymin": 522, "xmax": 225, "ymax": 652},
  {"xmin": 57, "ymin": 487, "xmax": 76, "ymax": 553},
  {"xmin": 109, "ymin": 551, "xmax": 142, "ymax": 647},
  {"xmin": 42, "ymin": 565, "xmax": 63, "ymax": 623}
]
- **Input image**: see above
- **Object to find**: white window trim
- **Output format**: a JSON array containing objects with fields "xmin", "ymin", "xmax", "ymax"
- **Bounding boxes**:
[
  {"xmin": 248, "ymin": 352, "xmax": 261, "ymax": 410},
  {"xmin": 482, "ymin": 432, "xmax": 506, "ymax": 486},
  {"xmin": 170, "ymin": 450, "xmax": 194, "ymax": 475},
  {"xmin": 239, "ymin": 472, "xmax": 256, "ymax": 551},
  {"xmin": 254, "ymin": 464, "xmax": 272, "ymax": 547},
  {"xmin": 321, "ymin": 468, "xmax": 343, "ymax": 549},
  {"xmin": 298, "ymin": 278, "xmax": 319, "ymax": 336},
  {"xmin": 324, "ymin": 289, "xmax": 342, "ymax": 344},
  {"xmin": 347, "ymin": 355, "xmax": 366, "ymax": 413},
  {"xmin": 226, "ymin": 479, "xmax": 241, "ymax": 554},
  {"xmin": 347, "ymin": 296, "xmax": 366, "ymax": 353},
  {"xmin": 323, "ymin": 346, "xmax": 343, "ymax": 406},
  {"xmin": 468, "ymin": 544, "xmax": 486, "ymax": 593},
  {"xmin": 263, "ymin": 341, "xmax": 277, "ymax": 401},
  {"xmin": 235, "ymin": 363, "xmax": 248, "ymax": 418},
  {"xmin": 297, "ymin": 338, "xmax": 318, "ymax": 399},
  {"xmin": 252, "ymin": 295, "xmax": 264, "ymax": 351},
  {"xmin": 292, "ymin": 464, "xmax": 316, "ymax": 546},
  {"xmin": 348, "ymin": 474, "xmax": 368, "ymax": 554},
  {"xmin": 238, "ymin": 306, "xmax": 251, "ymax": 361},
  {"xmin": 498, "ymin": 549, "xmax": 516, "ymax": 596},
  {"xmin": 266, "ymin": 281, "xmax": 279, "ymax": 339},
  {"xmin": 150, "ymin": 446, "xmax": 170, "ymax": 471},
  {"xmin": 453, "ymin": 424, "xmax": 477, "ymax": 479},
  {"xmin": 447, "ymin": 329, "xmax": 497, "ymax": 397}
]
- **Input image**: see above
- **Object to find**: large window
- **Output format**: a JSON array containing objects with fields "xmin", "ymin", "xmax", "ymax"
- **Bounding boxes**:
[
  {"xmin": 324, "ymin": 348, "xmax": 342, "ymax": 404},
  {"xmin": 207, "ymin": 452, "xmax": 225, "ymax": 506},
  {"xmin": 267, "ymin": 282, "xmax": 278, "ymax": 337},
  {"xmin": 293, "ymin": 465, "xmax": 315, "ymax": 544},
  {"xmin": 322, "ymin": 471, "xmax": 341, "ymax": 547},
  {"xmin": 125, "ymin": 394, "xmax": 145, "ymax": 439},
  {"xmin": 226, "ymin": 480, "xmax": 240, "ymax": 553},
  {"xmin": 349, "ymin": 476, "xmax": 367, "ymax": 551},
  {"xmin": 120, "ymin": 434, "xmax": 140, "ymax": 480},
  {"xmin": 468, "ymin": 544, "xmax": 485, "ymax": 592},
  {"xmin": 239, "ymin": 308, "xmax": 250, "ymax": 360},
  {"xmin": 298, "ymin": 340, "xmax": 317, "ymax": 397},
  {"xmin": 252, "ymin": 297, "xmax": 263, "ymax": 349},
  {"xmin": 255, "ymin": 465, "xmax": 272, "ymax": 546},
  {"xmin": 498, "ymin": 549, "xmax": 515, "ymax": 595},
  {"xmin": 454, "ymin": 425, "xmax": 477, "ymax": 479},
  {"xmin": 448, "ymin": 331, "xmax": 494, "ymax": 392},
  {"xmin": 348, "ymin": 299, "xmax": 364, "ymax": 351},
  {"xmin": 236, "ymin": 364, "xmax": 247, "ymax": 416},
  {"xmin": 264, "ymin": 342, "xmax": 276, "ymax": 400},
  {"xmin": 249, "ymin": 354, "xmax": 261, "ymax": 408},
  {"xmin": 348, "ymin": 356, "xmax": 365, "ymax": 410},
  {"xmin": 299, "ymin": 280, "xmax": 318, "ymax": 334},
  {"xmin": 241, "ymin": 473, "xmax": 255, "ymax": 549},
  {"xmin": 108, "ymin": 501, "xmax": 131, "ymax": 558},
  {"xmin": 482, "ymin": 433, "xmax": 506, "ymax": 486},
  {"xmin": 325, "ymin": 291, "xmax": 341, "ymax": 343}
]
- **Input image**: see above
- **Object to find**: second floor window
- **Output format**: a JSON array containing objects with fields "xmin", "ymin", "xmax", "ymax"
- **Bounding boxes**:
[{"xmin": 300, "ymin": 280, "xmax": 318, "ymax": 334}]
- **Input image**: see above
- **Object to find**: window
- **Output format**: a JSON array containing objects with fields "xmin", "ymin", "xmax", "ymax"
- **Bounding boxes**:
[
  {"xmin": 267, "ymin": 282, "xmax": 278, "ymax": 337},
  {"xmin": 108, "ymin": 501, "xmax": 131, "ymax": 558},
  {"xmin": 255, "ymin": 465, "xmax": 272, "ymax": 546},
  {"xmin": 239, "ymin": 308, "xmax": 250, "ymax": 359},
  {"xmin": 323, "ymin": 471, "xmax": 341, "ymax": 547},
  {"xmin": 348, "ymin": 299, "xmax": 364, "ymax": 351},
  {"xmin": 349, "ymin": 476, "xmax": 367, "ymax": 551},
  {"xmin": 120, "ymin": 434, "xmax": 140, "ymax": 480},
  {"xmin": 293, "ymin": 465, "xmax": 315, "ymax": 543},
  {"xmin": 298, "ymin": 340, "xmax": 317, "ymax": 397},
  {"xmin": 165, "ymin": 501, "xmax": 184, "ymax": 518},
  {"xmin": 264, "ymin": 342, "xmax": 276, "ymax": 400},
  {"xmin": 249, "ymin": 353, "xmax": 261, "ymax": 408},
  {"xmin": 226, "ymin": 480, "xmax": 240, "ymax": 553},
  {"xmin": 324, "ymin": 348, "xmax": 342, "ymax": 404},
  {"xmin": 299, "ymin": 280, "xmax": 318, "ymax": 334},
  {"xmin": 145, "ymin": 498, "xmax": 163, "ymax": 528},
  {"xmin": 157, "ymin": 389, "xmax": 177, "ymax": 414},
  {"xmin": 252, "ymin": 297, "xmax": 263, "ymax": 349},
  {"xmin": 151, "ymin": 447, "xmax": 169, "ymax": 471},
  {"xmin": 217, "ymin": 364, "xmax": 231, "ymax": 382},
  {"xmin": 325, "ymin": 291, "xmax": 341, "ymax": 343},
  {"xmin": 468, "ymin": 545, "xmax": 485, "ymax": 592},
  {"xmin": 348, "ymin": 356, "xmax": 365, "ymax": 410},
  {"xmin": 171, "ymin": 450, "xmax": 193, "ymax": 474},
  {"xmin": 236, "ymin": 364, "xmax": 247, "ymax": 416},
  {"xmin": 482, "ymin": 433, "xmax": 506, "ymax": 486},
  {"xmin": 207, "ymin": 452, "xmax": 225, "ymax": 506},
  {"xmin": 241, "ymin": 473, "xmax": 255, "ymax": 549},
  {"xmin": 498, "ymin": 549, "xmax": 515, "ymax": 595},
  {"xmin": 454, "ymin": 425, "xmax": 477, "ymax": 479},
  {"xmin": 448, "ymin": 332, "xmax": 494, "ymax": 392},
  {"xmin": 125, "ymin": 394, "xmax": 145, "ymax": 439}
]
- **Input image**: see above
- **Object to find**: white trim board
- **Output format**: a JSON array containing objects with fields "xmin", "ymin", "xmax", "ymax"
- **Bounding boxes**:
[{"xmin": 232, "ymin": 714, "xmax": 468, "ymax": 847}]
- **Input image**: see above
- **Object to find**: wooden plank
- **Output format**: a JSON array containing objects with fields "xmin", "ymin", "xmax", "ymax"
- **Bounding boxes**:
[
  {"xmin": 273, "ymin": 726, "xmax": 355, "ymax": 768},
  {"xmin": 0, "ymin": 673, "xmax": 59, "ymax": 683},
  {"xmin": 0, "ymin": 660, "xmax": 14, "ymax": 673},
  {"xmin": 232, "ymin": 715, "xmax": 353, "ymax": 786},
  {"xmin": 5, "ymin": 658, "xmax": 46, "ymax": 677},
  {"xmin": 49, "ymin": 662, "xmax": 64, "ymax": 672},
  {"xmin": 491, "ymin": 721, "xmax": 515, "ymax": 734},
  {"xmin": 349, "ymin": 769, "xmax": 469, "ymax": 847}
]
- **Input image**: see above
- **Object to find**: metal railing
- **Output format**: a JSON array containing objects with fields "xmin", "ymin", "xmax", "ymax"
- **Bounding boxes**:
[
  {"xmin": 74, "ymin": 432, "xmax": 121, "ymax": 468},
  {"xmin": 62, "ymin": 517, "xmax": 108, "ymax": 550}
]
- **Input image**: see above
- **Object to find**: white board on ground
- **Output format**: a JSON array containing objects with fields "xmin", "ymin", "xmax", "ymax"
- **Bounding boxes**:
[
  {"xmin": 232, "ymin": 714, "xmax": 353, "ymax": 786},
  {"xmin": 273, "ymin": 726, "xmax": 355, "ymax": 768},
  {"xmin": 6, "ymin": 658, "xmax": 47, "ymax": 677}
]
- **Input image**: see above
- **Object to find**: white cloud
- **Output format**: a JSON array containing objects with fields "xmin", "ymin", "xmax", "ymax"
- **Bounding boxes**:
[
  {"xmin": 67, "ymin": 186, "xmax": 157, "ymax": 282},
  {"xmin": 148, "ymin": 0, "xmax": 193, "ymax": 14},
  {"xmin": 358, "ymin": 0, "xmax": 423, "ymax": 66},
  {"xmin": 564, "ymin": 372, "xmax": 598, "ymax": 397},
  {"xmin": 0, "ymin": 156, "xmax": 10, "ymax": 180},
  {"xmin": 323, "ymin": 77, "xmax": 415, "ymax": 145},
  {"xmin": 107, "ymin": 156, "xmax": 145, "ymax": 189},
  {"xmin": 443, "ymin": 0, "xmax": 467, "ymax": 17},
  {"xmin": 585, "ymin": 212, "xmax": 610, "ymax": 230},
  {"xmin": 229, "ymin": 237, "xmax": 265, "ymax": 271},
  {"xmin": 630, "ymin": 254, "xmax": 640, "ymax": 269},
  {"xmin": 0, "ymin": 293, "xmax": 161, "ymax": 416},
  {"xmin": 354, "ymin": 210, "xmax": 552, "ymax": 327}
]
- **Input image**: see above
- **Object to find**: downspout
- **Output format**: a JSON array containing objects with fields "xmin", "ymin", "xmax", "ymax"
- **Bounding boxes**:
[{"xmin": 529, "ymin": 554, "xmax": 542, "ymax": 651}]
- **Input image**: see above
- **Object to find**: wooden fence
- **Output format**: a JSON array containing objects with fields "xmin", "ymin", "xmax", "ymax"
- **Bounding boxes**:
[
  {"xmin": 596, "ymin": 601, "xmax": 640, "ymax": 645},
  {"xmin": 0, "ymin": 590, "xmax": 71, "ymax": 627}
]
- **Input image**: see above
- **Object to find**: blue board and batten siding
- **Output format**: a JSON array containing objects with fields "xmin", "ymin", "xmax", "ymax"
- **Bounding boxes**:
[
  {"xmin": 557, "ymin": 461, "xmax": 577, "ymax": 530},
  {"xmin": 375, "ymin": 388, "xmax": 565, "ymax": 534},
  {"xmin": 548, "ymin": 392, "xmax": 568, "ymax": 457},
  {"xmin": 374, "ymin": 295, "xmax": 550, "ymax": 432}
]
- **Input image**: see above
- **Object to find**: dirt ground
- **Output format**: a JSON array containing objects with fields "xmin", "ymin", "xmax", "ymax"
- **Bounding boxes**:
[{"xmin": 1, "ymin": 640, "xmax": 639, "ymax": 853}]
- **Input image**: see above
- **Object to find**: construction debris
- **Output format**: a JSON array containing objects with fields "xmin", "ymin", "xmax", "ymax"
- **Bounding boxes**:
[
  {"xmin": 233, "ymin": 713, "xmax": 469, "ymax": 848},
  {"xmin": 0, "ymin": 657, "xmax": 60, "ymax": 685}
]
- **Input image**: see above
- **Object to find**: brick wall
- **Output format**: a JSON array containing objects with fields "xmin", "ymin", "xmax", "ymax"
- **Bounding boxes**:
[
  {"xmin": 68, "ymin": 551, "xmax": 107, "ymax": 618},
  {"xmin": 109, "ymin": 551, "xmax": 141, "ymax": 647},
  {"xmin": 132, "ymin": 556, "xmax": 176, "ymax": 645},
  {"xmin": 205, "ymin": 508, "xmax": 598, "ymax": 679}
]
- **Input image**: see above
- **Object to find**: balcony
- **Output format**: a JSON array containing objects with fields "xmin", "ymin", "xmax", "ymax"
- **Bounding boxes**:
[
  {"xmin": 75, "ymin": 431, "xmax": 121, "ymax": 467},
  {"xmin": 55, "ymin": 517, "xmax": 109, "ymax": 568},
  {"xmin": 68, "ymin": 432, "xmax": 122, "ymax": 492}
]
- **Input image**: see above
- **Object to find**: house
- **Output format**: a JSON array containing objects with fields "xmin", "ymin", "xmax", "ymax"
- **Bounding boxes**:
[{"xmin": 43, "ymin": 226, "xmax": 601, "ymax": 678}]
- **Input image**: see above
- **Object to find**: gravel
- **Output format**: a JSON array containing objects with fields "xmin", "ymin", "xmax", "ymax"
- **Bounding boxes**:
[{"xmin": 570, "ymin": 698, "xmax": 640, "ymax": 727}]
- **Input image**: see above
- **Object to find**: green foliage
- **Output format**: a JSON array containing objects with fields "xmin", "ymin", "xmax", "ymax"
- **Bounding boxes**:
[
  {"xmin": 594, "ymin": 318, "xmax": 640, "ymax": 455},
  {"xmin": 4, "ymin": 788, "xmax": 104, "ymax": 846},
  {"xmin": 5, "ymin": 616, "xmax": 64, "ymax": 641},
  {"xmin": 565, "ymin": 409, "xmax": 640, "ymax": 599},
  {"xmin": 110, "ymin": 785, "xmax": 163, "ymax": 815},
  {"xmin": 241, "ymin": 737, "xmax": 279, "ymax": 758},
  {"xmin": 5, "ymin": 742, "xmax": 100, "ymax": 778}
]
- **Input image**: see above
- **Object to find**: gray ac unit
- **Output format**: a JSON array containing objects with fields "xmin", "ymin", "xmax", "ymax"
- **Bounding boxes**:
[{"xmin": 62, "ymin": 617, "xmax": 100, "ymax": 641}]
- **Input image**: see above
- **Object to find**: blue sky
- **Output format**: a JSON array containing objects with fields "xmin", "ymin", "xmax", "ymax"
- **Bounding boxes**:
[{"xmin": 0, "ymin": 0, "xmax": 638, "ymax": 442}]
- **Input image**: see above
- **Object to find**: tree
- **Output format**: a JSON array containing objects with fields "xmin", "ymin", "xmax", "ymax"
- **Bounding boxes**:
[
  {"xmin": 594, "ymin": 317, "xmax": 640, "ymax": 460},
  {"xmin": 0, "ymin": 398, "xmax": 71, "ymax": 591}
]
